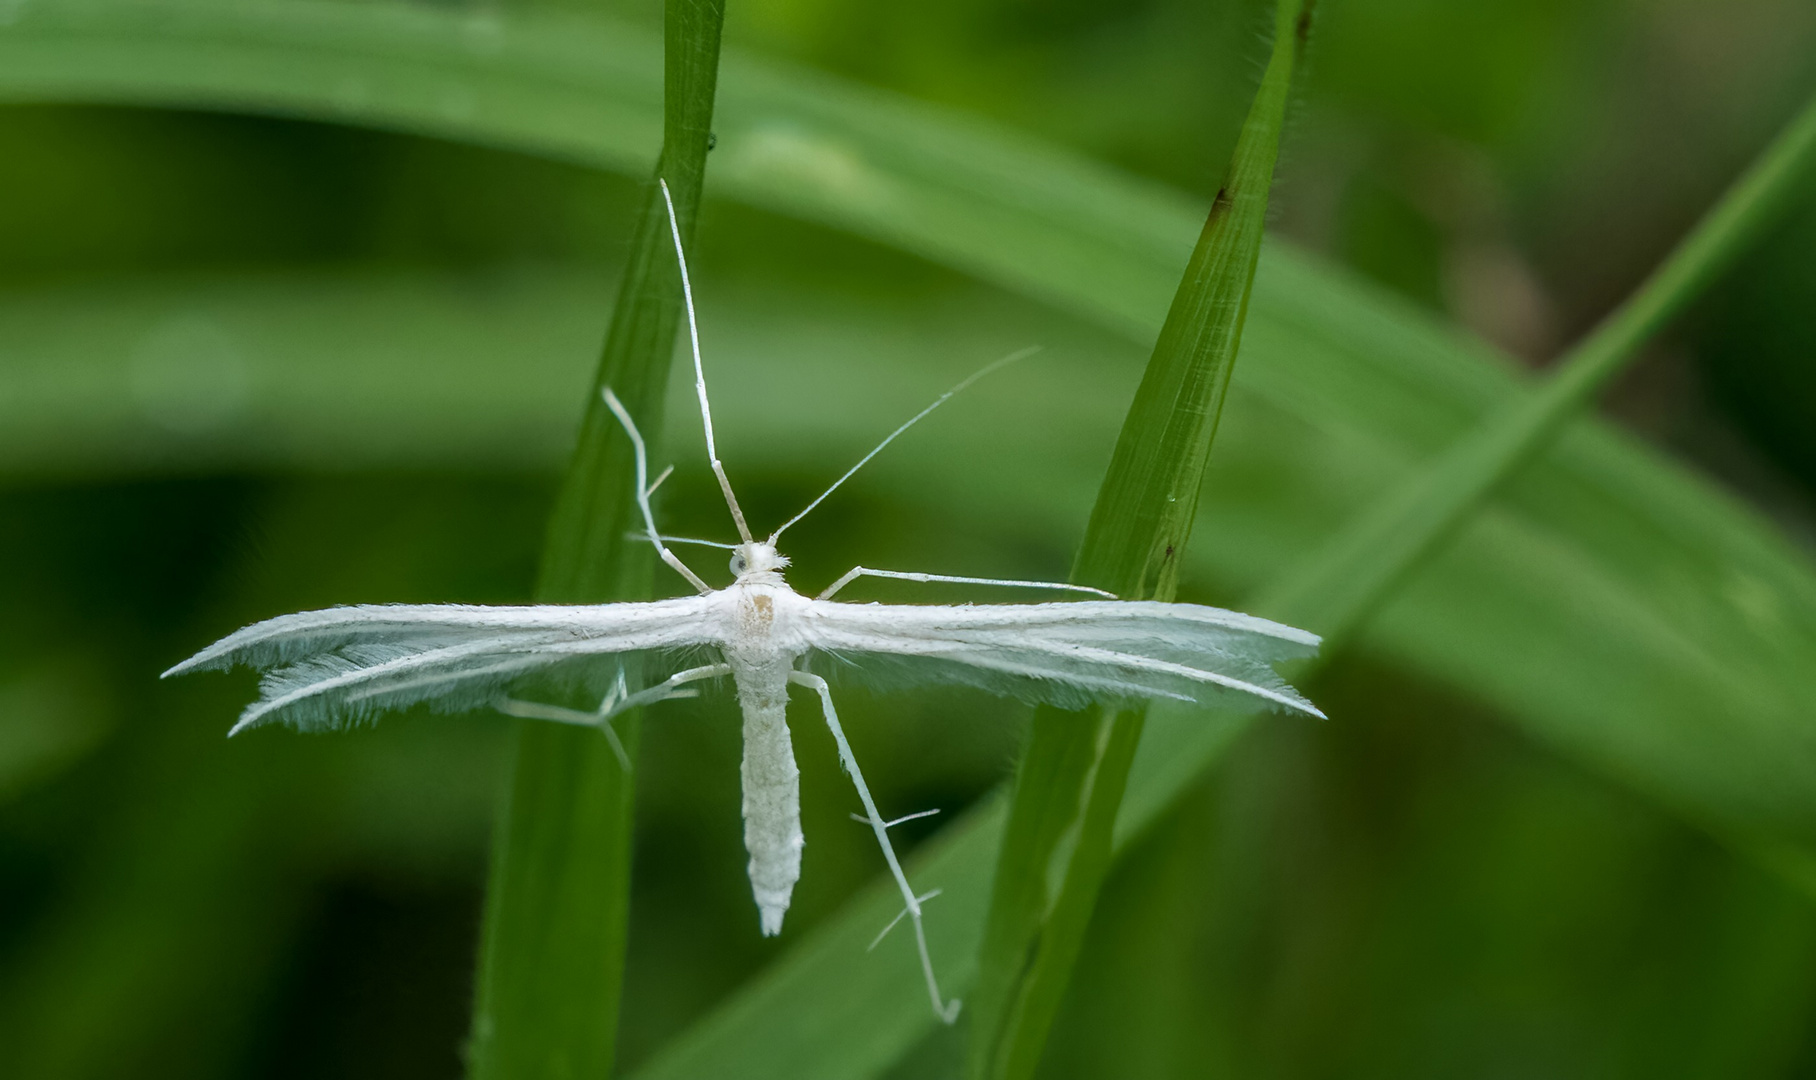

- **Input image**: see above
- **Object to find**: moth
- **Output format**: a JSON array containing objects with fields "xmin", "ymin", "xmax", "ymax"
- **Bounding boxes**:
[{"xmin": 165, "ymin": 182, "xmax": 1323, "ymax": 1022}]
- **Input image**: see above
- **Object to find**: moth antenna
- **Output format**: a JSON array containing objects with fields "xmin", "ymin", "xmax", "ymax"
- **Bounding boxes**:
[
  {"xmin": 659, "ymin": 178, "xmax": 753, "ymax": 543},
  {"xmin": 769, "ymin": 345, "xmax": 1040, "ymax": 542}
]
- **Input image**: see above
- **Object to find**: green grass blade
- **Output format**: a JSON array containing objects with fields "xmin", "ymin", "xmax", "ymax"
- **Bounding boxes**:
[
  {"xmin": 638, "ymin": 55, "xmax": 1816, "ymax": 1080},
  {"xmin": 628, "ymin": 77, "xmax": 1816, "ymax": 1069},
  {"xmin": 467, "ymin": 2, "xmax": 724, "ymax": 1076},
  {"xmin": 1260, "ymin": 90, "xmax": 1816, "ymax": 648},
  {"xmin": 0, "ymin": 0, "xmax": 1216, "ymax": 338},
  {"xmin": 965, "ymin": 6, "xmax": 1313, "ymax": 1078},
  {"xmin": 626, "ymin": 710, "xmax": 1249, "ymax": 1080},
  {"xmin": 6, "ymin": 5, "xmax": 1816, "ymax": 1075}
]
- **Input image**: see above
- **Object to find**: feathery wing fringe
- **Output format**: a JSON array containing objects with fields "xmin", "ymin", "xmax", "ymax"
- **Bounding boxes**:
[
  {"xmin": 800, "ymin": 599, "xmax": 1324, "ymax": 718},
  {"xmin": 164, "ymin": 597, "xmax": 724, "ymax": 734},
  {"xmin": 167, "ymin": 593, "xmax": 1319, "ymax": 734}
]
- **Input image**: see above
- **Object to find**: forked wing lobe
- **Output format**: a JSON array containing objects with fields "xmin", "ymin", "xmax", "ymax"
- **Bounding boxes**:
[
  {"xmin": 799, "ymin": 599, "xmax": 1324, "ymax": 718},
  {"xmin": 163, "ymin": 596, "xmax": 725, "ymax": 734}
]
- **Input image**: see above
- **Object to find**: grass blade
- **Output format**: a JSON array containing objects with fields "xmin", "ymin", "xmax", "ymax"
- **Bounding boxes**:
[
  {"xmin": 467, "ymin": 2, "xmax": 724, "ymax": 1076},
  {"xmin": 5, "ymin": 5, "xmax": 1816, "ymax": 1075},
  {"xmin": 627, "ymin": 712, "xmax": 1251, "ymax": 1080},
  {"xmin": 631, "ymin": 87, "xmax": 1816, "ymax": 1074},
  {"xmin": 646, "ymin": 44, "xmax": 1816, "ymax": 1080},
  {"xmin": 965, "ymin": 6, "xmax": 1314, "ymax": 1078},
  {"xmin": 1260, "ymin": 90, "xmax": 1816, "ymax": 647}
]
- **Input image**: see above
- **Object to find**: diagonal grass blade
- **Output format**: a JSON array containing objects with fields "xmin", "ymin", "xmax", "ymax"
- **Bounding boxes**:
[
  {"xmin": 467, "ymin": 2, "xmax": 725, "ymax": 1077},
  {"xmin": 964, "ymin": 5, "xmax": 1316, "ymax": 1079},
  {"xmin": 634, "ymin": 71, "xmax": 1816, "ymax": 1080},
  {"xmin": 1259, "ymin": 92, "xmax": 1816, "ymax": 649}
]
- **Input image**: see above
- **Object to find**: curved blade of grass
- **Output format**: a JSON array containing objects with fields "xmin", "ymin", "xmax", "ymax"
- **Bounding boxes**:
[
  {"xmin": 0, "ymin": 0, "xmax": 1229, "ymax": 338},
  {"xmin": 966, "ymin": 6, "xmax": 1313, "ymax": 1079},
  {"xmin": 467, "ymin": 2, "xmax": 724, "ymax": 1076},
  {"xmin": 1260, "ymin": 90, "xmax": 1816, "ymax": 649},
  {"xmin": 6, "ymin": 3, "xmax": 1816, "ymax": 1074},
  {"xmin": 637, "ymin": 83, "xmax": 1816, "ymax": 1080},
  {"xmin": 628, "ymin": 711, "xmax": 1253, "ymax": 1080},
  {"xmin": 635, "ymin": 69, "xmax": 1816, "ymax": 1080}
]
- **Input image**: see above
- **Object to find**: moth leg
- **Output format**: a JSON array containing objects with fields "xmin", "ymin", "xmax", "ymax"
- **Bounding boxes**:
[
  {"xmin": 609, "ymin": 663, "xmax": 732, "ymax": 714},
  {"xmin": 789, "ymin": 670, "xmax": 961, "ymax": 1024},
  {"xmin": 816, "ymin": 565, "xmax": 1116, "ymax": 602},
  {"xmin": 602, "ymin": 387, "xmax": 715, "ymax": 594},
  {"xmin": 500, "ymin": 663, "xmax": 731, "ymax": 770},
  {"xmin": 850, "ymin": 808, "xmax": 941, "ymax": 829}
]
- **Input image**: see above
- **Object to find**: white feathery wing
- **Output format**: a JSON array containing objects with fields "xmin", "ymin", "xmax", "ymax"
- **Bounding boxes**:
[
  {"xmin": 163, "ymin": 596, "xmax": 724, "ymax": 734},
  {"xmin": 166, "ymin": 592, "xmax": 1321, "ymax": 736},
  {"xmin": 800, "ymin": 598, "xmax": 1325, "ymax": 718}
]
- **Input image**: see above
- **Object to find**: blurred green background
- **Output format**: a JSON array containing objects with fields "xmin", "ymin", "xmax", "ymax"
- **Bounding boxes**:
[{"xmin": 3, "ymin": 0, "xmax": 1816, "ymax": 1077}]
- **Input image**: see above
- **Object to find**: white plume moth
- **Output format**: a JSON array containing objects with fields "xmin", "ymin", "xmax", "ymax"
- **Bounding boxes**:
[{"xmin": 164, "ymin": 181, "xmax": 1323, "ymax": 1022}]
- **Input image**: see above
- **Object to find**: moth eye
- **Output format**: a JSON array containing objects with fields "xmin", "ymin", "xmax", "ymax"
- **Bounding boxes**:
[{"xmin": 730, "ymin": 554, "xmax": 747, "ymax": 574}]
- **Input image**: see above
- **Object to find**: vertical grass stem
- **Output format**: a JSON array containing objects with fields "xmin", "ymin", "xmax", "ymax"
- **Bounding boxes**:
[
  {"xmin": 964, "ymin": 5, "xmax": 1316, "ymax": 1079},
  {"xmin": 467, "ymin": 3, "xmax": 727, "ymax": 1077}
]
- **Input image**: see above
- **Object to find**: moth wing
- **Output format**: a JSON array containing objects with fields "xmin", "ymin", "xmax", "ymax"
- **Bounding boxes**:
[
  {"xmin": 798, "ymin": 599, "xmax": 1323, "ymax": 718},
  {"xmin": 164, "ymin": 595, "xmax": 727, "ymax": 734}
]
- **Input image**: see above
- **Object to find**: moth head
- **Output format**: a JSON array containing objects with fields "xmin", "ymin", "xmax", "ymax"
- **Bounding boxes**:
[{"xmin": 731, "ymin": 541, "xmax": 790, "ymax": 579}]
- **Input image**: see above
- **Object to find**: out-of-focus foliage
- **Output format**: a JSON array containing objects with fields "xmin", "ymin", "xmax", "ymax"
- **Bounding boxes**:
[{"xmin": 1, "ymin": 1, "xmax": 1815, "ymax": 1079}]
